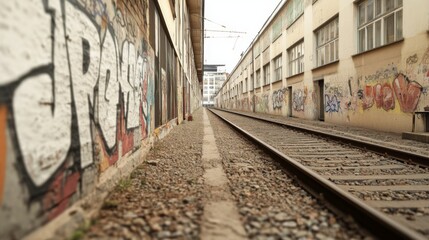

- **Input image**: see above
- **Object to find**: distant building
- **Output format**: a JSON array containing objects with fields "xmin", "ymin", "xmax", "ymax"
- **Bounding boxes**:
[{"xmin": 203, "ymin": 64, "xmax": 227, "ymax": 106}]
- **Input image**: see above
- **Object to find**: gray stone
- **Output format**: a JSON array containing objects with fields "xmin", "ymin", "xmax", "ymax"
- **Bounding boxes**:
[
  {"xmin": 283, "ymin": 221, "xmax": 297, "ymax": 228},
  {"xmin": 274, "ymin": 212, "xmax": 290, "ymax": 222}
]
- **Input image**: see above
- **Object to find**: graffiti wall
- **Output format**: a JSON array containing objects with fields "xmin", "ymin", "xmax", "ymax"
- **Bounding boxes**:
[
  {"xmin": 217, "ymin": 44, "xmax": 429, "ymax": 133},
  {"xmin": 0, "ymin": 0, "xmax": 167, "ymax": 238},
  {"xmin": 321, "ymin": 46, "xmax": 429, "ymax": 131}
]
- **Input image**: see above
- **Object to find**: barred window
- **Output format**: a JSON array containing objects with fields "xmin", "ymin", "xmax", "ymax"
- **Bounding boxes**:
[
  {"xmin": 273, "ymin": 55, "xmax": 282, "ymax": 82},
  {"xmin": 358, "ymin": 0, "xmax": 402, "ymax": 53},
  {"xmin": 316, "ymin": 18, "xmax": 339, "ymax": 67},
  {"xmin": 288, "ymin": 41, "xmax": 304, "ymax": 76}
]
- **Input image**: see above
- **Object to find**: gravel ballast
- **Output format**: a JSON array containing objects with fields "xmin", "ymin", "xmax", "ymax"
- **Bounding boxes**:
[
  {"xmin": 207, "ymin": 110, "xmax": 370, "ymax": 240},
  {"xmin": 83, "ymin": 109, "xmax": 205, "ymax": 239},
  {"xmin": 80, "ymin": 108, "xmax": 373, "ymax": 239}
]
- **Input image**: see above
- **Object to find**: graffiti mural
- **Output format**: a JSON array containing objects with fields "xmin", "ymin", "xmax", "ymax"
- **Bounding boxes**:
[
  {"xmin": 358, "ymin": 74, "xmax": 422, "ymax": 112},
  {"xmin": 393, "ymin": 74, "xmax": 422, "ymax": 113},
  {"xmin": 272, "ymin": 88, "xmax": 287, "ymax": 110},
  {"xmin": 325, "ymin": 95, "xmax": 341, "ymax": 113},
  {"xmin": 374, "ymin": 83, "xmax": 395, "ymax": 111},
  {"xmin": 292, "ymin": 89, "xmax": 306, "ymax": 112},
  {"xmin": 0, "ymin": 0, "xmax": 154, "ymax": 224}
]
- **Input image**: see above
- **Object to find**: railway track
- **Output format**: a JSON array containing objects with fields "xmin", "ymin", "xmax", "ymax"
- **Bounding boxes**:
[{"xmin": 208, "ymin": 108, "xmax": 429, "ymax": 240}]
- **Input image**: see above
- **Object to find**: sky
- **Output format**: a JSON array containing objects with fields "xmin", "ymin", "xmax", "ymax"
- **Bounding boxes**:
[{"xmin": 204, "ymin": 0, "xmax": 283, "ymax": 73}]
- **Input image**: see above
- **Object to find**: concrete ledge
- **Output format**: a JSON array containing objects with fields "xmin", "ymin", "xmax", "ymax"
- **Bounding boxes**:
[{"xmin": 402, "ymin": 132, "xmax": 429, "ymax": 143}]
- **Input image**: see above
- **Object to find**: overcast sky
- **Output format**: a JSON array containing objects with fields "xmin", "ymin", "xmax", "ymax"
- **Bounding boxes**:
[{"xmin": 204, "ymin": 0, "xmax": 283, "ymax": 73}]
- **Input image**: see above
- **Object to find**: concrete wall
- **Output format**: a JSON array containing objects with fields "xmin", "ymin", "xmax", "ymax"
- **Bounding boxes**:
[
  {"xmin": 0, "ymin": 0, "xmax": 202, "ymax": 238},
  {"xmin": 216, "ymin": 0, "xmax": 429, "ymax": 133}
]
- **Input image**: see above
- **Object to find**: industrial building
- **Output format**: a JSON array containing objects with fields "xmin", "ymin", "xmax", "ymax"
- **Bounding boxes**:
[
  {"xmin": 215, "ymin": 0, "xmax": 429, "ymax": 134},
  {"xmin": 203, "ymin": 64, "xmax": 227, "ymax": 106}
]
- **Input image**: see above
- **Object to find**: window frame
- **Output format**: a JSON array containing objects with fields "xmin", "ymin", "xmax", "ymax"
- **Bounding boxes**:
[
  {"xmin": 255, "ymin": 69, "xmax": 261, "ymax": 88},
  {"xmin": 315, "ymin": 17, "xmax": 339, "ymax": 67},
  {"xmin": 288, "ymin": 40, "xmax": 305, "ymax": 76},
  {"xmin": 273, "ymin": 54, "xmax": 283, "ymax": 82},
  {"xmin": 263, "ymin": 64, "xmax": 271, "ymax": 86},
  {"xmin": 286, "ymin": 0, "xmax": 304, "ymax": 28},
  {"xmin": 357, "ymin": 0, "xmax": 403, "ymax": 53}
]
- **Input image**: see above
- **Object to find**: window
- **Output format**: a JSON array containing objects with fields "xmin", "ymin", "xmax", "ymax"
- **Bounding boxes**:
[
  {"xmin": 250, "ymin": 74, "xmax": 254, "ymax": 90},
  {"xmin": 288, "ymin": 41, "xmax": 304, "ymax": 76},
  {"xmin": 286, "ymin": 0, "xmax": 304, "ymax": 27},
  {"xmin": 244, "ymin": 77, "xmax": 248, "ymax": 93},
  {"xmin": 263, "ymin": 64, "xmax": 270, "ymax": 85},
  {"xmin": 273, "ymin": 55, "xmax": 282, "ymax": 82},
  {"xmin": 316, "ymin": 18, "xmax": 339, "ymax": 67},
  {"xmin": 358, "ymin": 0, "xmax": 402, "ymax": 53},
  {"xmin": 272, "ymin": 18, "xmax": 282, "ymax": 42},
  {"xmin": 255, "ymin": 69, "xmax": 261, "ymax": 88}
]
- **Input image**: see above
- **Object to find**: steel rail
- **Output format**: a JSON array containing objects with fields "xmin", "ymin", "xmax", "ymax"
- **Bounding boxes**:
[
  {"xmin": 208, "ymin": 108, "xmax": 426, "ymax": 240},
  {"xmin": 214, "ymin": 108, "xmax": 429, "ymax": 168}
]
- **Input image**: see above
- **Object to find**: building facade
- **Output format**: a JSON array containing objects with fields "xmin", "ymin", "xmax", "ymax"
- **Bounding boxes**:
[
  {"xmin": 0, "ymin": 0, "xmax": 203, "ymax": 238},
  {"xmin": 215, "ymin": 0, "xmax": 429, "ymax": 133},
  {"xmin": 203, "ymin": 64, "xmax": 227, "ymax": 106}
]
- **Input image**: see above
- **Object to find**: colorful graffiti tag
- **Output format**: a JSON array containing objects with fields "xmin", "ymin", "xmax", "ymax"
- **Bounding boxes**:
[
  {"xmin": 393, "ymin": 74, "xmax": 422, "ymax": 112},
  {"xmin": 360, "ymin": 74, "xmax": 422, "ymax": 112}
]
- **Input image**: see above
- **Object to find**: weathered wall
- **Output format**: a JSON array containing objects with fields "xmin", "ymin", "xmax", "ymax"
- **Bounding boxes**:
[
  {"xmin": 216, "ymin": 0, "xmax": 429, "ymax": 133},
  {"xmin": 0, "ymin": 0, "xmax": 200, "ymax": 238}
]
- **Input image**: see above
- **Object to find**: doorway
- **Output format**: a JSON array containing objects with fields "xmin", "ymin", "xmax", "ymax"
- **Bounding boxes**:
[
  {"xmin": 287, "ymin": 86, "xmax": 292, "ymax": 117},
  {"xmin": 318, "ymin": 80, "xmax": 325, "ymax": 121}
]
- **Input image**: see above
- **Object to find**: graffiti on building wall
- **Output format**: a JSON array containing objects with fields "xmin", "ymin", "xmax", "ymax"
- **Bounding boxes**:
[
  {"xmin": 325, "ymin": 95, "xmax": 341, "ymax": 113},
  {"xmin": 374, "ymin": 83, "xmax": 395, "ymax": 111},
  {"xmin": 161, "ymin": 68, "xmax": 167, "ymax": 124},
  {"xmin": 359, "ymin": 74, "xmax": 422, "ymax": 112},
  {"xmin": 292, "ymin": 89, "xmax": 306, "ymax": 112},
  {"xmin": 324, "ymin": 83, "xmax": 344, "ymax": 113},
  {"xmin": 360, "ymin": 85, "xmax": 375, "ymax": 110},
  {"xmin": 393, "ymin": 74, "xmax": 422, "ymax": 112},
  {"xmin": 405, "ymin": 48, "xmax": 429, "ymax": 83},
  {"xmin": 342, "ymin": 76, "xmax": 359, "ymax": 112},
  {"xmin": 0, "ymin": 0, "xmax": 154, "ymax": 220},
  {"xmin": 363, "ymin": 63, "xmax": 398, "ymax": 83},
  {"xmin": 255, "ymin": 94, "xmax": 269, "ymax": 113},
  {"xmin": 272, "ymin": 88, "xmax": 287, "ymax": 110}
]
